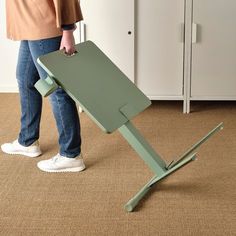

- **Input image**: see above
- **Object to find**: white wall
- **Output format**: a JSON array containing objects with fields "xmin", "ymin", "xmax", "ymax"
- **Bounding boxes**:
[{"xmin": 0, "ymin": 0, "xmax": 19, "ymax": 92}]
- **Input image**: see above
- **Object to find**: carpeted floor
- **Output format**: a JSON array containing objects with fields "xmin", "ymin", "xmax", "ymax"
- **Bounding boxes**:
[{"xmin": 0, "ymin": 93, "xmax": 235, "ymax": 236}]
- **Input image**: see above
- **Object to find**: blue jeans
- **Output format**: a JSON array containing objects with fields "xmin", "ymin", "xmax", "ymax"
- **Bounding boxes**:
[{"xmin": 16, "ymin": 36, "xmax": 81, "ymax": 158}]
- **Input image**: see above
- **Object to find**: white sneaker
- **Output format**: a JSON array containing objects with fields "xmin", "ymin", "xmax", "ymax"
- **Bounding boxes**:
[
  {"xmin": 1, "ymin": 139, "xmax": 42, "ymax": 158},
  {"xmin": 37, "ymin": 153, "xmax": 86, "ymax": 173}
]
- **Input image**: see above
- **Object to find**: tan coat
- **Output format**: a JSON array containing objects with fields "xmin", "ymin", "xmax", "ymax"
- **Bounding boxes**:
[{"xmin": 6, "ymin": 0, "xmax": 83, "ymax": 41}]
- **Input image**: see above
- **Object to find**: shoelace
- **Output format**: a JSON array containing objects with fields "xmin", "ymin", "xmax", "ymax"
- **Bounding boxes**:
[{"xmin": 51, "ymin": 155, "xmax": 60, "ymax": 163}]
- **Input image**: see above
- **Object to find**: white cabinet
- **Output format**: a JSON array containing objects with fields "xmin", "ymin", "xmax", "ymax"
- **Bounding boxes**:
[
  {"xmin": 191, "ymin": 0, "xmax": 236, "ymax": 99},
  {"xmin": 79, "ymin": 0, "xmax": 236, "ymax": 113},
  {"xmin": 80, "ymin": 0, "xmax": 185, "ymax": 99},
  {"xmin": 80, "ymin": 0, "xmax": 135, "ymax": 82},
  {"xmin": 136, "ymin": 0, "xmax": 185, "ymax": 99}
]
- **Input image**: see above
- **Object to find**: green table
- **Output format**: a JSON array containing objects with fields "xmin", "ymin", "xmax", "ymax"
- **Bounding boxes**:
[{"xmin": 35, "ymin": 40, "xmax": 223, "ymax": 212}]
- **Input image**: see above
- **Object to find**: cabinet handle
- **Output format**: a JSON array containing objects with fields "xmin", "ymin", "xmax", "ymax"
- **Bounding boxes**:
[
  {"xmin": 192, "ymin": 23, "xmax": 197, "ymax": 43},
  {"xmin": 80, "ymin": 22, "xmax": 86, "ymax": 42},
  {"xmin": 180, "ymin": 23, "xmax": 185, "ymax": 43}
]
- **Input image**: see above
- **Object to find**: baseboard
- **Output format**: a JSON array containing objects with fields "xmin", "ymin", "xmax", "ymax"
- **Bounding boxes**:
[{"xmin": 0, "ymin": 87, "xmax": 19, "ymax": 93}]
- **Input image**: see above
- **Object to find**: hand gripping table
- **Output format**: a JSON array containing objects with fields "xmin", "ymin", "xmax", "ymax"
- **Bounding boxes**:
[{"xmin": 35, "ymin": 41, "xmax": 223, "ymax": 212}]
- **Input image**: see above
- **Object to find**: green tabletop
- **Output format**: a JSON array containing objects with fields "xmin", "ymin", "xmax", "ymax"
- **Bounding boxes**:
[{"xmin": 37, "ymin": 40, "xmax": 151, "ymax": 133}]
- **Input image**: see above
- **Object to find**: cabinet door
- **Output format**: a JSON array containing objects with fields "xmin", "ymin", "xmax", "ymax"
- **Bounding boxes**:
[
  {"xmin": 191, "ymin": 0, "xmax": 236, "ymax": 98},
  {"xmin": 80, "ymin": 0, "xmax": 135, "ymax": 82},
  {"xmin": 136, "ymin": 0, "xmax": 185, "ymax": 98}
]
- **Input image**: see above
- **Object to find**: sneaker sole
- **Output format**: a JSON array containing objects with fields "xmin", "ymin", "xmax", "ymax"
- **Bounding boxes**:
[
  {"xmin": 1, "ymin": 149, "xmax": 42, "ymax": 158},
  {"xmin": 37, "ymin": 164, "xmax": 86, "ymax": 173}
]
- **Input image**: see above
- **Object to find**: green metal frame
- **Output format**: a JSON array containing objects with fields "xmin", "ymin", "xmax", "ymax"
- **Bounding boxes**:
[
  {"xmin": 34, "ymin": 41, "xmax": 224, "ymax": 212},
  {"xmin": 119, "ymin": 121, "xmax": 223, "ymax": 211}
]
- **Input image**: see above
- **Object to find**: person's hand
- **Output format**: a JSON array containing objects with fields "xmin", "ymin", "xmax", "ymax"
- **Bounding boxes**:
[{"xmin": 60, "ymin": 29, "xmax": 76, "ymax": 55}]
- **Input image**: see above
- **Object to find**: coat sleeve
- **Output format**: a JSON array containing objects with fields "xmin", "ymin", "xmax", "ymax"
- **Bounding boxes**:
[{"xmin": 53, "ymin": 0, "xmax": 83, "ymax": 28}]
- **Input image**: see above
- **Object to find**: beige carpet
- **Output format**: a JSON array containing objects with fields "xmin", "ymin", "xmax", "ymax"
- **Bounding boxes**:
[{"xmin": 0, "ymin": 94, "xmax": 235, "ymax": 236}]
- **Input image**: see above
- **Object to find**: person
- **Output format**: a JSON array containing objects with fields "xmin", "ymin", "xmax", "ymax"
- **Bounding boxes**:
[{"xmin": 1, "ymin": 0, "xmax": 85, "ymax": 173}]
